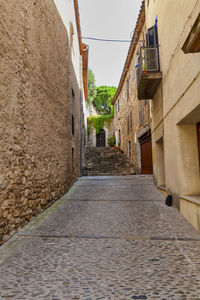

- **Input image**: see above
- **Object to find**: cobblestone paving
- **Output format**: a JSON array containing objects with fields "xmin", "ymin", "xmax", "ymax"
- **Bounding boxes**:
[{"xmin": 0, "ymin": 175, "xmax": 200, "ymax": 299}]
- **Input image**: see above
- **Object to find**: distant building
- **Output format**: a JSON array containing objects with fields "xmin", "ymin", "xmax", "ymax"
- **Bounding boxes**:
[
  {"xmin": 113, "ymin": 2, "xmax": 153, "ymax": 174},
  {"xmin": 137, "ymin": 0, "xmax": 200, "ymax": 231},
  {"xmin": 0, "ymin": 0, "xmax": 88, "ymax": 244},
  {"xmin": 87, "ymin": 119, "xmax": 115, "ymax": 148}
]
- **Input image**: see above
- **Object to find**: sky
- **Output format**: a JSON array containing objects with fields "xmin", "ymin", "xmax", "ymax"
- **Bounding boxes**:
[{"xmin": 79, "ymin": 0, "xmax": 142, "ymax": 88}]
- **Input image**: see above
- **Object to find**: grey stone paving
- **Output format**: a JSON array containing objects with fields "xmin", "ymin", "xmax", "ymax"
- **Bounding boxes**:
[{"xmin": 0, "ymin": 175, "xmax": 200, "ymax": 300}]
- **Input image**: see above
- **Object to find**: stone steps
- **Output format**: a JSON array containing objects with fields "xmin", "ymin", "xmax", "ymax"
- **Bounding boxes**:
[{"xmin": 82, "ymin": 147, "xmax": 138, "ymax": 176}]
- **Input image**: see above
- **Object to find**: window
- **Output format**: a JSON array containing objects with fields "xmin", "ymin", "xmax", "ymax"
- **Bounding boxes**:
[
  {"xmin": 127, "ymin": 115, "xmax": 130, "ymax": 133},
  {"xmin": 133, "ymin": 55, "xmax": 139, "ymax": 81},
  {"xmin": 72, "ymin": 88, "xmax": 75, "ymax": 113},
  {"xmin": 118, "ymin": 129, "xmax": 121, "ymax": 146},
  {"xmin": 129, "ymin": 111, "xmax": 133, "ymax": 131},
  {"xmin": 72, "ymin": 147, "xmax": 75, "ymax": 172},
  {"xmin": 147, "ymin": 22, "xmax": 158, "ymax": 47},
  {"xmin": 126, "ymin": 78, "xmax": 130, "ymax": 100},
  {"xmin": 128, "ymin": 141, "xmax": 131, "ymax": 157},
  {"xmin": 182, "ymin": 13, "xmax": 200, "ymax": 53},
  {"xmin": 138, "ymin": 101, "xmax": 143, "ymax": 126},
  {"xmin": 127, "ymin": 111, "xmax": 133, "ymax": 132},
  {"xmin": 115, "ymin": 99, "xmax": 120, "ymax": 112},
  {"xmin": 146, "ymin": 19, "xmax": 160, "ymax": 72},
  {"xmin": 72, "ymin": 88, "xmax": 75, "ymax": 136},
  {"xmin": 72, "ymin": 115, "xmax": 75, "ymax": 136}
]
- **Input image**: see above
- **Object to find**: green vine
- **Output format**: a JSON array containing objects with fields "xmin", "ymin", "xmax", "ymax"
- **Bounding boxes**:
[{"xmin": 88, "ymin": 114, "xmax": 113, "ymax": 135}]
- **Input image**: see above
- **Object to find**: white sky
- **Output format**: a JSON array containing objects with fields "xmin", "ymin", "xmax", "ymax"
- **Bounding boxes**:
[{"xmin": 79, "ymin": 0, "xmax": 142, "ymax": 87}]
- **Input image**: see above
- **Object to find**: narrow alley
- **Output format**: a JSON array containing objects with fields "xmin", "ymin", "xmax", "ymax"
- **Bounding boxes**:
[{"xmin": 0, "ymin": 175, "xmax": 200, "ymax": 299}]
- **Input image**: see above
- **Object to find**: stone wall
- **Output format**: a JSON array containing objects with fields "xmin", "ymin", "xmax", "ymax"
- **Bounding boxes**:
[
  {"xmin": 113, "ymin": 33, "xmax": 151, "ymax": 172},
  {"xmin": 0, "ymin": 0, "xmax": 81, "ymax": 244},
  {"xmin": 88, "ymin": 119, "xmax": 115, "ymax": 148}
]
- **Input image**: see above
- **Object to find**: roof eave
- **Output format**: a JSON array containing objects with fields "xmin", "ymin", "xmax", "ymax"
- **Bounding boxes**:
[{"xmin": 112, "ymin": 1, "xmax": 145, "ymax": 105}]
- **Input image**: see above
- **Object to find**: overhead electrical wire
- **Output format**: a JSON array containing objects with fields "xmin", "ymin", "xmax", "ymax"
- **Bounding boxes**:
[{"xmin": 82, "ymin": 36, "xmax": 131, "ymax": 43}]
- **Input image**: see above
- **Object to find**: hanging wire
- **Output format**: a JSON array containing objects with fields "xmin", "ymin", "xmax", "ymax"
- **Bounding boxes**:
[{"xmin": 82, "ymin": 36, "xmax": 131, "ymax": 43}]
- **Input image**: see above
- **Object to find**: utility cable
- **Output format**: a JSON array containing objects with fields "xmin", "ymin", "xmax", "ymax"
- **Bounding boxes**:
[{"xmin": 82, "ymin": 36, "xmax": 131, "ymax": 43}]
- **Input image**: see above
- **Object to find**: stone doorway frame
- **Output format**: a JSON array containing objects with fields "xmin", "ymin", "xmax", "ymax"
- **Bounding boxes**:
[{"xmin": 96, "ymin": 129, "xmax": 106, "ymax": 147}]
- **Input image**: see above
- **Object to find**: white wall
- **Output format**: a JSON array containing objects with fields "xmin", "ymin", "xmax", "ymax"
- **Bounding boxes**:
[{"xmin": 53, "ymin": 0, "xmax": 81, "ymax": 84}]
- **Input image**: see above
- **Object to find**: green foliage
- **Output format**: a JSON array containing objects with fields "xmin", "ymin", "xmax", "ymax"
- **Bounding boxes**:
[
  {"xmin": 87, "ymin": 124, "xmax": 91, "ymax": 136},
  {"xmin": 93, "ymin": 86, "xmax": 117, "ymax": 115},
  {"xmin": 107, "ymin": 136, "xmax": 116, "ymax": 146},
  {"xmin": 88, "ymin": 69, "xmax": 97, "ymax": 106},
  {"xmin": 88, "ymin": 115, "xmax": 113, "ymax": 135},
  {"xmin": 110, "ymin": 105, "xmax": 114, "ymax": 118}
]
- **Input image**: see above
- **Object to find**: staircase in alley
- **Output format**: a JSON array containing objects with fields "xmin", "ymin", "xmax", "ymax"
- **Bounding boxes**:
[{"xmin": 82, "ymin": 147, "xmax": 138, "ymax": 176}]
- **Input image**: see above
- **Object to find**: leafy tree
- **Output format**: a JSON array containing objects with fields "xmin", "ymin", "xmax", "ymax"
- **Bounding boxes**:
[
  {"xmin": 88, "ymin": 69, "xmax": 97, "ymax": 106},
  {"xmin": 93, "ymin": 86, "xmax": 117, "ymax": 115}
]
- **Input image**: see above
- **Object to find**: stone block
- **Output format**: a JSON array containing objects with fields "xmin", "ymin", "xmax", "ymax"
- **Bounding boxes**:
[
  {"xmin": 0, "ymin": 0, "xmax": 80, "ymax": 244},
  {"xmin": 13, "ymin": 210, "xmax": 21, "ymax": 217}
]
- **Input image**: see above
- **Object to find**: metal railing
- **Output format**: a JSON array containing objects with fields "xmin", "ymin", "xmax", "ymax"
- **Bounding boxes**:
[{"xmin": 137, "ymin": 47, "xmax": 160, "ymax": 91}]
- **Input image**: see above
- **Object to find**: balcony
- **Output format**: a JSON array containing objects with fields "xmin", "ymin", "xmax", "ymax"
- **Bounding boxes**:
[{"xmin": 137, "ymin": 47, "xmax": 162, "ymax": 100}]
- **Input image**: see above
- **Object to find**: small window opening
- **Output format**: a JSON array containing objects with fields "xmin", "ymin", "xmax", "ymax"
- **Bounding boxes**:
[{"xmin": 72, "ymin": 147, "xmax": 75, "ymax": 172}]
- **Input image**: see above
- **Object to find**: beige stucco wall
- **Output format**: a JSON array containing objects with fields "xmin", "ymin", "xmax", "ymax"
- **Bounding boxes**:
[
  {"xmin": 146, "ymin": 0, "xmax": 200, "ymax": 221},
  {"xmin": 180, "ymin": 197, "xmax": 200, "ymax": 232},
  {"xmin": 0, "ymin": 0, "xmax": 82, "ymax": 244},
  {"xmin": 53, "ymin": 0, "xmax": 81, "ymax": 84}
]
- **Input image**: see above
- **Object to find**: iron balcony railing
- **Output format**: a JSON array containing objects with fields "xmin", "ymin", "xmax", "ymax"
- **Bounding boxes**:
[{"xmin": 137, "ymin": 46, "xmax": 160, "ymax": 91}]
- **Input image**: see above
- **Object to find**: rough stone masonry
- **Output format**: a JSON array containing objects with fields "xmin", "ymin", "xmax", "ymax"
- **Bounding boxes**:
[{"xmin": 0, "ymin": 0, "xmax": 81, "ymax": 244}]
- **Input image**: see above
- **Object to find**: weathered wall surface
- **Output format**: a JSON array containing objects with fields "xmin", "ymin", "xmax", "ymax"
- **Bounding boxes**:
[
  {"xmin": 146, "ymin": 0, "xmax": 200, "ymax": 230},
  {"xmin": 114, "ymin": 78, "xmax": 138, "ymax": 167},
  {"xmin": 146, "ymin": 0, "xmax": 200, "ymax": 197},
  {"xmin": 0, "ymin": 0, "xmax": 80, "ymax": 244},
  {"xmin": 88, "ymin": 119, "xmax": 115, "ymax": 148},
  {"xmin": 114, "ymin": 27, "xmax": 151, "ymax": 172}
]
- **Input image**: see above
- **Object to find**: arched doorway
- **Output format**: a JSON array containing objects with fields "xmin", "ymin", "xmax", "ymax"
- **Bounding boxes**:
[{"xmin": 96, "ymin": 129, "xmax": 105, "ymax": 147}]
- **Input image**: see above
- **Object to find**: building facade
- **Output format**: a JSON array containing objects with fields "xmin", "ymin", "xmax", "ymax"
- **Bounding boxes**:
[
  {"xmin": 0, "ymin": 0, "xmax": 88, "ymax": 244},
  {"xmin": 113, "ymin": 2, "xmax": 153, "ymax": 174},
  {"xmin": 137, "ymin": 0, "xmax": 200, "ymax": 231},
  {"xmin": 87, "ymin": 119, "xmax": 115, "ymax": 148}
]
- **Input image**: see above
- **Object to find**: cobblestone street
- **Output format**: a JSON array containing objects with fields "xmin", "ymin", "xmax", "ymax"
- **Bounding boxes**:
[{"xmin": 0, "ymin": 175, "xmax": 200, "ymax": 299}]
